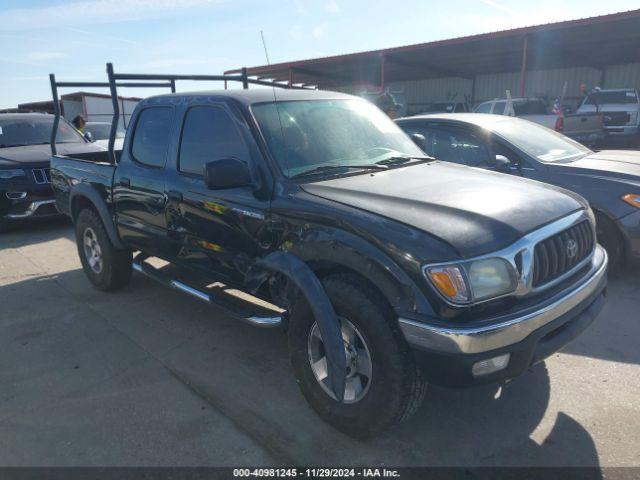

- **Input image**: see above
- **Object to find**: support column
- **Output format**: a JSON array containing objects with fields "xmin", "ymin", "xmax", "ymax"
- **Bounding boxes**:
[
  {"xmin": 380, "ymin": 54, "xmax": 386, "ymax": 93},
  {"xmin": 289, "ymin": 68, "xmax": 294, "ymax": 88},
  {"xmin": 520, "ymin": 36, "xmax": 528, "ymax": 97},
  {"xmin": 470, "ymin": 75, "xmax": 476, "ymax": 106}
]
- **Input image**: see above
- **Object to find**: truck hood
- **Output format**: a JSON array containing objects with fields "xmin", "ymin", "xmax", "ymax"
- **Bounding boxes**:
[
  {"xmin": 302, "ymin": 162, "xmax": 585, "ymax": 258},
  {"xmin": 0, "ymin": 143, "xmax": 105, "ymax": 168},
  {"xmin": 561, "ymin": 151, "xmax": 640, "ymax": 179}
]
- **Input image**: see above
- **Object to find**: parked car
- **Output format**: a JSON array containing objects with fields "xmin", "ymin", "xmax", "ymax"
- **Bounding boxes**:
[
  {"xmin": 397, "ymin": 113, "xmax": 640, "ymax": 266},
  {"xmin": 576, "ymin": 88, "xmax": 640, "ymax": 142},
  {"xmin": 84, "ymin": 121, "xmax": 126, "ymax": 150},
  {"xmin": 52, "ymin": 87, "xmax": 607, "ymax": 437},
  {"xmin": 474, "ymin": 97, "xmax": 604, "ymax": 147},
  {"xmin": 0, "ymin": 113, "xmax": 103, "ymax": 232}
]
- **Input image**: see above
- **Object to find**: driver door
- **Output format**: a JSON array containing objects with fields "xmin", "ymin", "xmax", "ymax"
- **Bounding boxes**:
[{"xmin": 165, "ymin": 104, "xmax": 272, "ymax": 286}]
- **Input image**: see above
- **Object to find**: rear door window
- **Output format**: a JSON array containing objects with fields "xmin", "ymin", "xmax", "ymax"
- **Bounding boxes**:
[
  {"xmin": 179, "ymin": 106, "xmax": 250, "ymax": 176},
  {"xmin": 130, "ymin": 107, "xmax": 173, "ymax": 167}
]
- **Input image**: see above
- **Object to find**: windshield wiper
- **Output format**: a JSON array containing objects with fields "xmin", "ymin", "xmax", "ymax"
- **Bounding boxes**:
[
  {"xmin": 291, "ymin": 163, "xmax": 388, "ymax": 179},
  {"xmin": 375, "ymin": 155, "xmax": 434, "ymax": 166}
]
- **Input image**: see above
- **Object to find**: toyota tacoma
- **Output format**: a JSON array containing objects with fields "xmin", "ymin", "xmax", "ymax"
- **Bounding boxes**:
[{"xmin": 50, "ymin": 66, "xmax": 608, "ymax": 437}]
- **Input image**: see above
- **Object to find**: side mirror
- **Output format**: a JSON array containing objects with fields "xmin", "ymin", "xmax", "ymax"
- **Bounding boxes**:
[
  {"xmin": 410, "ymin": 133, "xmax": 427, "ymax": 151},
  {"xmin": 84, "ymin": 131, "xmax": 94, "ymax": 142},
  {"xmin": 487, "ymin": 154, "xmax": 512, "ymax": 173},
  {"xmin": 204, "ymin": 158, "xmax": 253, "ymax": 190}
]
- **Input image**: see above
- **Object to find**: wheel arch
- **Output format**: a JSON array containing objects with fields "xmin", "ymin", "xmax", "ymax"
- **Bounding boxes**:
[{"xmin": 70, "ymin": 185, "xmax": 124, "ymax": 249}]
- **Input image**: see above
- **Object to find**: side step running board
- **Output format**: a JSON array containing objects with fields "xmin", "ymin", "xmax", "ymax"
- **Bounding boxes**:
[{"xmin": 132, "ymin": 255, "xmax": 283, "ymax": 328}]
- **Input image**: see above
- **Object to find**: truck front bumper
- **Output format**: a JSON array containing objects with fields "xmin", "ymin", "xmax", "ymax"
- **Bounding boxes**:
[
  {"xmin": 399, "ymin": 245, "xmax": 608, "ymax": 387},
  {"xmin": 604, "ymin": 125, "xmax": 639, "ymax": 137}
]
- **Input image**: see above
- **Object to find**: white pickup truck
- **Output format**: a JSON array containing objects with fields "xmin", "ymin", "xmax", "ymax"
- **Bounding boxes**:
[
  {"xmin": 475, "ymin": 97, "xmax": 605, "ymax": 147},
  {"xmin": 576, "ymin": 88, "xmax": 640, "ymax": 142}
]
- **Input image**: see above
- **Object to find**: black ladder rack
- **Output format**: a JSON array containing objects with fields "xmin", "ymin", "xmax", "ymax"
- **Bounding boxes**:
[{"xmin": 50, "ymin": 62, "xmax": 314, "ymax": 163}]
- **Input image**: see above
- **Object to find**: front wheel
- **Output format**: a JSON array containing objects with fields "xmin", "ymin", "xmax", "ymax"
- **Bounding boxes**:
[
  {"xmin": 288, "ymin": 273, "xmax": 426, "ymax": 438},
  {"xmin": 75, "ymin": 208, "xmax": 132, "ymax": 291}
]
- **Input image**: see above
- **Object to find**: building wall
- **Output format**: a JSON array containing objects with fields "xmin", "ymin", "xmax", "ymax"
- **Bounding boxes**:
[
  {"xmin": 62, "ymin": 99, "xmax": 83, "ymax": 123},
  {"xmin": 604, "ymin": 62, "xmax": 640, "ymax": 89},
  {"xmin": 61, "ymin": 96, "xmax": 139, "ymax": 129},
  {"xmin": 83, "ymin": 96, "xmax": 138, "ymax": 129},
  {"xmin": 356, "ymin": 62, "xmax": 640, "ymax": 113}
]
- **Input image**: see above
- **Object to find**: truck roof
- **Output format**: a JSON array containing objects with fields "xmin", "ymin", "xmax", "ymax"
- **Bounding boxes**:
[{"xmin": 141, "ymin": 88, "xmax": 355, "ymax": 106}]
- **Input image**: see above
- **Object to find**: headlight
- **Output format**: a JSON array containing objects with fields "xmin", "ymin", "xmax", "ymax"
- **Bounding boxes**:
[
  {"xmin": 629, "ymin": 112, "xmax": 638, "ymax": 124},
  {"xmin": 0, "ymin": 169, "xmax": 26, "ymax": 179},
  {"xmin": 425, "ymin": 258, "xmax": 517, "ymax": 305},
  {"xmin": 622, "ymin": 193, "xmax": 640, "ymax": 208}
]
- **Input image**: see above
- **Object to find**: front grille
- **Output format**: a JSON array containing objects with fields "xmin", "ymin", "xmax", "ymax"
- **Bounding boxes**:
[
  {"xmin": 603, "ymin": 112, "xmax": 631, "ymax": 127},
  {"xmin": 532, "ymin": 221, "xmax": 594, "ymax": 287},
  {"xmin": 32, "ymin": 168, "xmax": 51, "ymax": 184}
]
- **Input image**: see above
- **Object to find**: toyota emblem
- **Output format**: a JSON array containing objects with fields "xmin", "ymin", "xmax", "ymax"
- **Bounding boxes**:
[{"xmin": 566, "ymin": 239, "xmax": 578, "ymax": 259}]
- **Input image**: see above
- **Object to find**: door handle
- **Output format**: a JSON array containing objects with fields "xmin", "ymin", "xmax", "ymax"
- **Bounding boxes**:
[
  {"xmin": 167, "ymin": 190, "xmax": 183, "ymax": 202},
  {"xmin": 120, "ymin": 177, "xmax": 130, "ymax": 187}
]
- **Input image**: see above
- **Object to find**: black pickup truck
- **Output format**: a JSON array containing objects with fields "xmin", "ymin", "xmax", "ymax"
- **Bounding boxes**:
[{"xmin": 50, "ymin": 69, "xmax": 608, "ymax": 437}]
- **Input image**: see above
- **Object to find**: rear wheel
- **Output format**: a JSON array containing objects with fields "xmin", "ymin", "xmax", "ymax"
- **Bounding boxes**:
[
  {"xmin": 288, "ymin": 273, "xmax": 426, "ymax": 438},
  {"xmin": 75, "ymin": 208, "xmax": 132, "ymax": 291},
  {"xmin": 594, "ymin": 211, "xmax": 624, "ymax": 268}
]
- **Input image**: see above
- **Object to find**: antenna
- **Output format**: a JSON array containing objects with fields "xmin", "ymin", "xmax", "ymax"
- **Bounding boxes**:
[
  {"xmin": 260, "ymin": 30, "xmax": 291, "ymax": 175},
  {"xmin": 260, "ymin": 30, "xmax": 271, "ymax": 65}
]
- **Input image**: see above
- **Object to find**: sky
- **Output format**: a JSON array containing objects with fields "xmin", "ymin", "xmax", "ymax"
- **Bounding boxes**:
[{"xmin": 0, "ymin": 0, "xmax": 638, "ymax": 108}]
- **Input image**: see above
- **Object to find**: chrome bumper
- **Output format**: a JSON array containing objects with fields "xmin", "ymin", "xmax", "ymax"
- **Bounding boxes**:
[
  {"xmin": 5, "ymin": 200, "xmax": 58, "ymax": 219},
  {"xmin": 399, "ymin": 245, "xmax": 608, "ymax": 355}
]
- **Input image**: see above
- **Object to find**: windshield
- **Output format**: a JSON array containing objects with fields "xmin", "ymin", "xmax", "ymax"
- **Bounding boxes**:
[
  {"xmin": 490, "ymin": 117, "xmax": 591, "ymax": 163},
  {"xmin": 85, "ymin": 123, "xmax": 125, "ymax": 140},
  {"xmin": 252, "ymin": 99, "xmax": 425, "ymax": 178},
  {"xmin": 584, "ymin": 90, "xmax": 638, "ymax": 105},
  {"xmin": 0, "ymin": 116, "xmax": 85, "ymax": 148}
]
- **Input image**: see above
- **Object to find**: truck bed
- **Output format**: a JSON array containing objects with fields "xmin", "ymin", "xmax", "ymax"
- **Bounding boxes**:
[{"xmin": 50, "ymin": 152, "xmax": 117, "ymax": 217}]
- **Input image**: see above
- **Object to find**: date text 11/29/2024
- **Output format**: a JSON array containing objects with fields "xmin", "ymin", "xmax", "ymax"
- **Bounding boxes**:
[{"xmin": 233, "ymin": 468, "xmax": 400, "ymax": 477}]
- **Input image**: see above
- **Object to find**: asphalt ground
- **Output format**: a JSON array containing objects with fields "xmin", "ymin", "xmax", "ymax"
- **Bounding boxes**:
[{"xmin": 1, "ymin": 218, "xmax": 639, "ymax": 467}]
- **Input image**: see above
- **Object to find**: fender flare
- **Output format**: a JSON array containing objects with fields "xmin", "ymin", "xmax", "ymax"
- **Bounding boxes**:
[
  {"xmin": 287, "ymin": 229, "xmax": 435, "ymax": 316},
  {"xmin": 245, "ymin": 251, "xmax": 346, "ymax": 402},
  {"xmin": 69, "ymin": 184, "xmax": 125, "ymax": 249}
]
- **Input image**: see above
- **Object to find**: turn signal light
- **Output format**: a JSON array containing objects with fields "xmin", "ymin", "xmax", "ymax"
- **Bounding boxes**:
[
  {"xmin": 622, "ymin": 194, "xmax": 640, "ymax": 208},
  {"xmin": 426, "ymin": 266, "xmax": 469, "ymax": 303}
]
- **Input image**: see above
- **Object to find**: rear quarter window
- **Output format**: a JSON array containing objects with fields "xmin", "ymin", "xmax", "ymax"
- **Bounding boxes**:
[{"xmin": 130, "ymin": 107, "xmax": 173, "ymax": 167}]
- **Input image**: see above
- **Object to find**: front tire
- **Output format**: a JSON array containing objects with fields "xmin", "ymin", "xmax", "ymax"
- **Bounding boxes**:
[
  {"xmin": 75, "ymin": 208, "xmax": 132, "ymax": 291},
  {"xmin": 288, "ymin": 273, "xmax": 426, "ymax": 438}
]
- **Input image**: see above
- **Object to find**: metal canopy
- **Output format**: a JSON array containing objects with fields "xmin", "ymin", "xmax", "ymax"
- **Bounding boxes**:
[{"xmin": 225, "ymin": 9, "xmax": 640, "ymax": 90}]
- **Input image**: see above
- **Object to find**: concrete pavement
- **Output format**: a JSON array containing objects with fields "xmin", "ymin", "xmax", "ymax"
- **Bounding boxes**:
[{"xmin": 1, "ymin": 218, "xmax": 639, "ymax": 467}]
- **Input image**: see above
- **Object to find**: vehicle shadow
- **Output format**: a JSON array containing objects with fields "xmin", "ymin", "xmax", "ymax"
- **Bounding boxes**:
[
  {"xmin": 560, "ymin": 266, "xmax": 640, "ymax": 365},
  {"xmin": 1, "ymin": 217, "xmax": 73, "ymax": 249},
  {"xmin": 382, "ymin": 366, "xmax": 601, "ymax": 471},
  {"xmin": 0, "ymin": 266, "xmax": 604, "ymax": 469}
]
